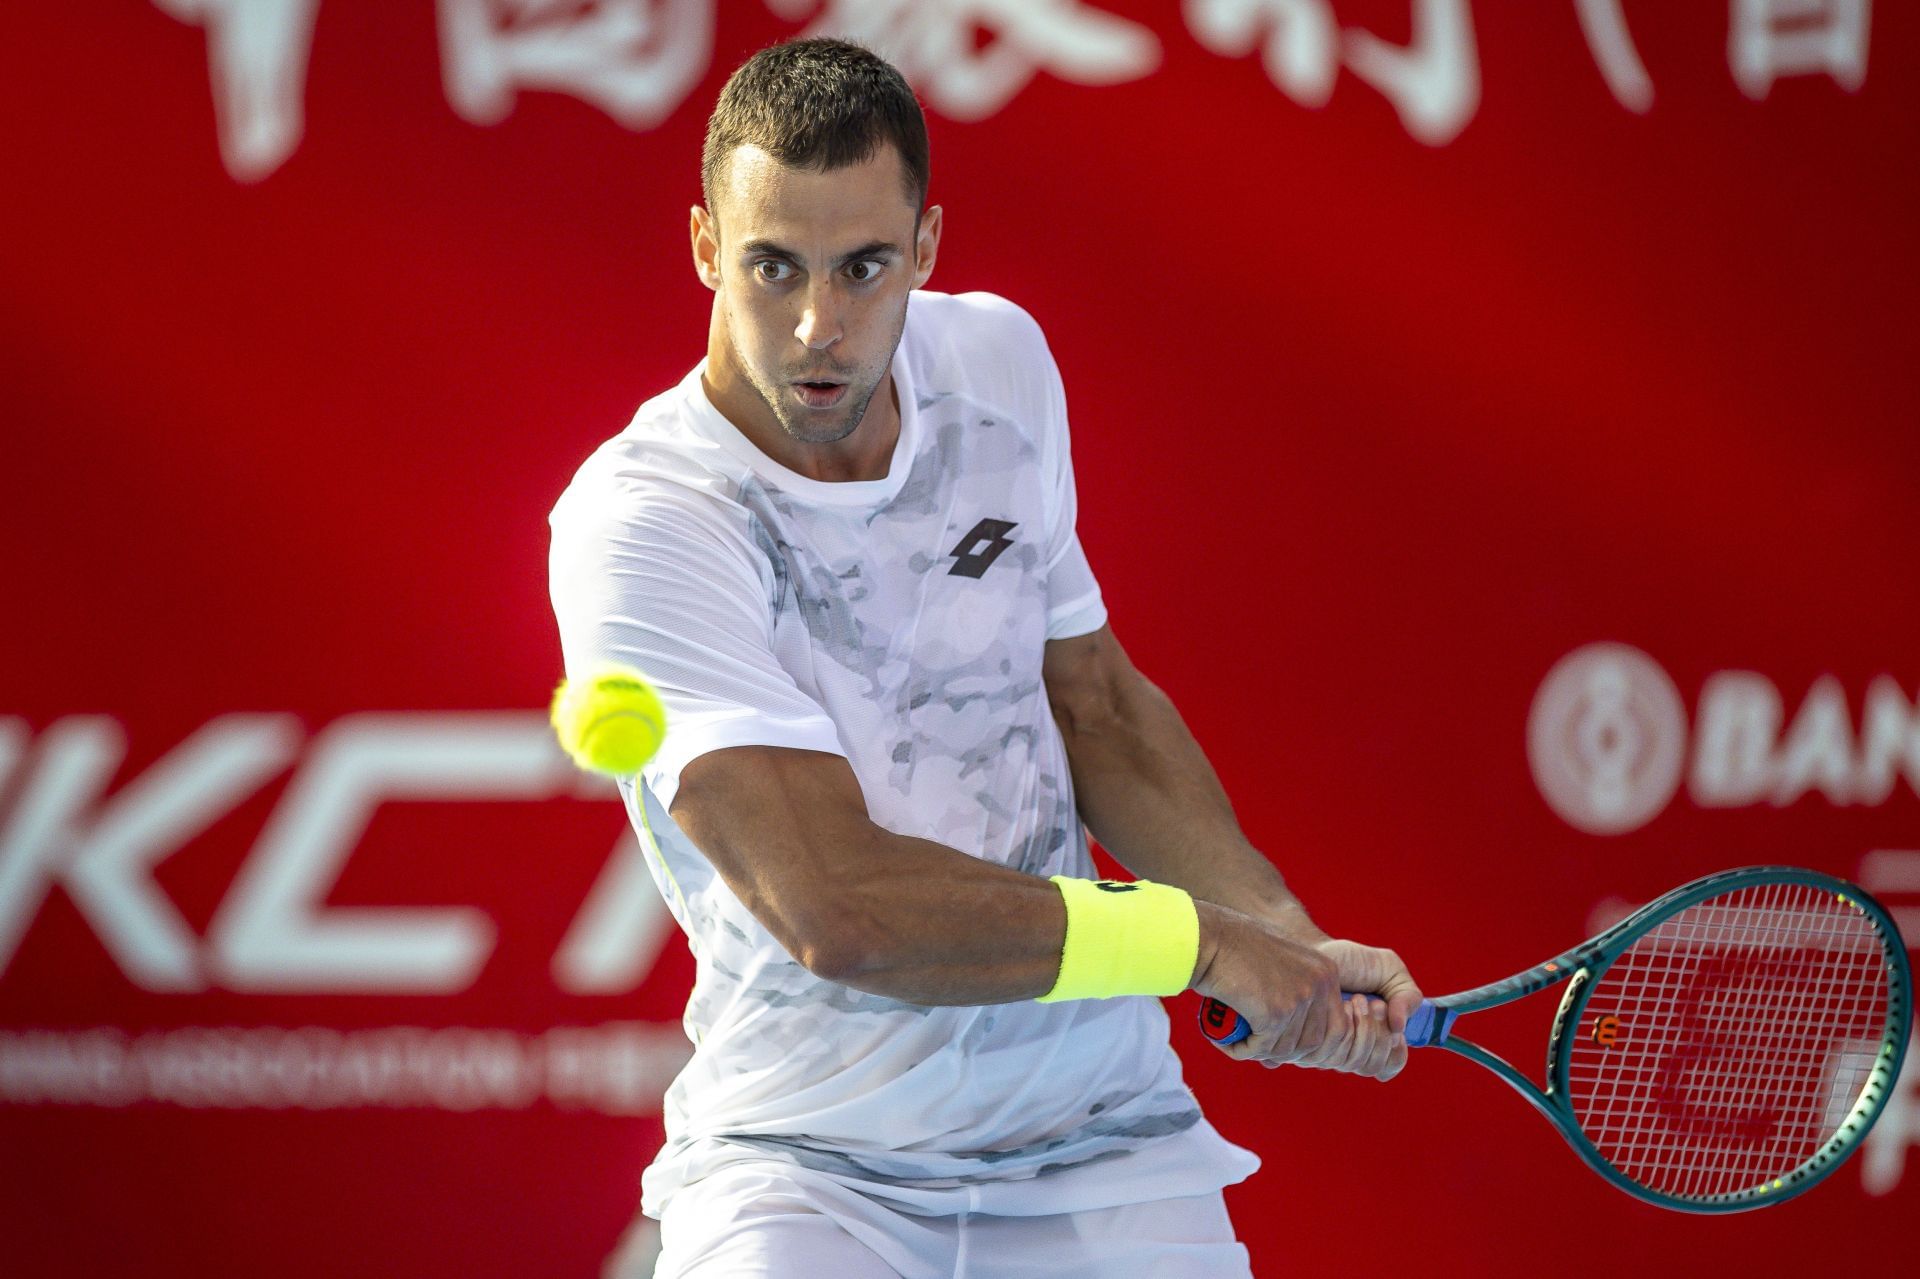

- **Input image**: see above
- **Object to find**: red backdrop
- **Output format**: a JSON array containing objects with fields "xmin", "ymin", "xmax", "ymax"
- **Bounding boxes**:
[{"xmin": 3, "ymin": 2, "xmax": 1916, "ymax": 1276}]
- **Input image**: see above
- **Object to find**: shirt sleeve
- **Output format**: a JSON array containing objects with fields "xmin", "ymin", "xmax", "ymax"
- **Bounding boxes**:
[
  {"xmin": 1030, "ymin": 320, "xmax": 1108, "ymax": 641},
  {"xmin": 548, "ymin": 477, "xmax": 845, "ymax": 808}
]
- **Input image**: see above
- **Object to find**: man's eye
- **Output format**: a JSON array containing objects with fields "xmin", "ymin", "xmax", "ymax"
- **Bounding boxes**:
[
  {"xmin": 847, "ymin": 260, "xmax": 882, "ymax": 283},
  {"xmin": 754, "ymin": 260, "xmax": 793, "ymax": 282}
]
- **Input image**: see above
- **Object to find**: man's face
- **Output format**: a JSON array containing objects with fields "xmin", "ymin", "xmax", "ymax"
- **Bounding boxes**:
[{"xmin": 697, "ymin": 143, "xmax": 936, "ymax": 447}]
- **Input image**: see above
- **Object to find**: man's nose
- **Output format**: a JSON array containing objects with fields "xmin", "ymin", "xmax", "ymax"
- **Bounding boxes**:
[{"xmin": 795, "ymin": 280, "xmax": 842, "ymax": 351}]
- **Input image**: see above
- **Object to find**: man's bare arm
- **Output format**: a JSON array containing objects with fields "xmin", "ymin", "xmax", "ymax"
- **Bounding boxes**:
[
  {"xmin": 1042, "ymin": 625, "xmax": 1315, "ymax": 929},
  {"xmin": 668, "ymin": 742, "xmax": 1343, "ymax": 1051},
  {"xmin": 1043, "ymin": 624, "xmax": 1421, "ymax": 1073},
  {"xmin": 670, "ymin": 745, "xmax": 1069, "ymax": 1004}
]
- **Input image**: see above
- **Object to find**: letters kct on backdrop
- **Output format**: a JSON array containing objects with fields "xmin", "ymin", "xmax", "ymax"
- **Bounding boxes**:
[
  {"xmin": 0, "ymin": 714, "xmax": 673, "ymax": 993},
  {"xmin": 156, "ymin": 0, "xmax": 1877, "ymax": 182}
]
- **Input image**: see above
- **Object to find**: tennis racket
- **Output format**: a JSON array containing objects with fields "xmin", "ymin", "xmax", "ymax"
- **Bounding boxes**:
[{"xmin": 1198, "ymin": 866, "xmax": 1912, "ymax": 1213}]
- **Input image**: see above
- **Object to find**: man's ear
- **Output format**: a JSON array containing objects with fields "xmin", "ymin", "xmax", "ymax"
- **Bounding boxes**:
[
  {"xmin": 691, "ymin": 205, "xmax": 722, "ymax": 292},
  {"xmin": 912, "ymin": 204, "xmax": 942, "ymax": 290}
]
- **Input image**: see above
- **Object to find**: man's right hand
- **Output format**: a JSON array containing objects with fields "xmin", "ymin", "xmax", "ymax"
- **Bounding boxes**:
[{"xmin": 1189, "ymin": 901, "xmax": 1414, "ymax": 1082}]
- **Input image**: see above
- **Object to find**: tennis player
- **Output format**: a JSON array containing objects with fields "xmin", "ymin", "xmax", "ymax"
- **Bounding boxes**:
[{"xmin": 548, "ymin": 38, "xmax": 1423, "ymax": 1278}]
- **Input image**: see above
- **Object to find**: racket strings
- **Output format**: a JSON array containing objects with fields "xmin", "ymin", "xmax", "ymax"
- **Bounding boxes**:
[
  {"xmin": 1575, "ymin": 890, "xmax": 1863, "ymax": 1198},
  {"xmin": 1564, "ymin": 882, "xmax": 1893, "ymax": 1202},
  {"xmin": 1644, "ymin": 886, "xmax": 1880, "ymax": 1198}
]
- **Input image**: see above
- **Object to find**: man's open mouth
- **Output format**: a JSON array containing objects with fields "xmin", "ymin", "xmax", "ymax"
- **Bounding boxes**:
[{"xmin": 794, "ymin": 380, "xmax": 848, "ymax": 407}]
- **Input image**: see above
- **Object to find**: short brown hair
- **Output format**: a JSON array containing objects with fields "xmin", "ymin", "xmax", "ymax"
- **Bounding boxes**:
[{"xmin": 701, "ymin": 39, "xmax": 930, "ymax": 226}]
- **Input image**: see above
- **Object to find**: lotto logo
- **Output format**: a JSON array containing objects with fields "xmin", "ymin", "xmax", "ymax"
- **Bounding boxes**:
[{"xmin": 948, "ymin": 518, "xmax": 1018, "ymax": 579}]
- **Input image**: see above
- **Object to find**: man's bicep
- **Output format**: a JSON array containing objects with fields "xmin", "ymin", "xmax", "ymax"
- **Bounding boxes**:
[
  {"xmin": 672, "ymin": 745, "xmax": 869, "ymax": 852},
  {"xmin": 1042, "ymin": 623, "xmax": 1139, "ymax": 736},
  {"xmin": 669, "ymin": 745, "xmax": 878, "ymax": 974}
]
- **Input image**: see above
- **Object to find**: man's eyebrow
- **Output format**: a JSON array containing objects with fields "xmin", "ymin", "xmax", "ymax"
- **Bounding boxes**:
[
  {"xmin": 737, "ymin": 239, "xmax": 905, "ymax": 267},
  {"xmin": 836, "ymin": 240, "xmax": 904, "ymax": 265}
]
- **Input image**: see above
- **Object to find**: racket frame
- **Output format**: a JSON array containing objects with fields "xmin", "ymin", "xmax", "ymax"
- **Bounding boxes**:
[{"xmin": 1422, "ymin": 865, "xmax": 1912, "ymax": 1213}]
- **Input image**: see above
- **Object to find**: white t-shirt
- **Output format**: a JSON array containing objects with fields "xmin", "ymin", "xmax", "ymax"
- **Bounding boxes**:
[{"xmin": 548, "ymin": 289, "xmax": 1256, "ymax": 1218}]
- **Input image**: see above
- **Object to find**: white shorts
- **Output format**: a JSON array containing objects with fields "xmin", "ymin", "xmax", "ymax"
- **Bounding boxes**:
[{"xmin": 653, "ymin": 1161, "xmax": 1254, "ymax": 1278}]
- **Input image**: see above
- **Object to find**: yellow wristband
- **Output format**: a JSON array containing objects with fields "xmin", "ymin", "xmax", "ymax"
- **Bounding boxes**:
[{"xmin": 1036, "ymin": 877, "xmax": 1200, "ymax": 1002}]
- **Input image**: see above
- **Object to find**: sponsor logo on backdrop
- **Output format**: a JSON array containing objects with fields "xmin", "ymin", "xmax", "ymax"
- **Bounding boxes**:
[
  {"xmin": 1529, "ymin": 642, "xmax": 1920, "ymax": 836},
  {"xmin": 0, "ymin": 1022, "xmax": 685, "ymax": 1114},
  {"xmin": 1528, "ymin": 643, "xmax": 1689, "ymax": 836},
  {"xmin": 0, "ymin": 713, "xmax": 669, "ymax": 993},
  {"xmin": 0, "ymin": 712, "xmax": 688, "ymax": 1114},
  {"xmin": 153, "ymin": 0, "xmax": 1876, "ymax": 181}
]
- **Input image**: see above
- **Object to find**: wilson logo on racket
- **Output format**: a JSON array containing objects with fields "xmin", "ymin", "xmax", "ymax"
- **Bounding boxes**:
[
  {"xmin": 1590, "ymin": 1014, "xmax": 1621, "ymax": 1047},
  {"xmin": 1200, "ymin": 999, "xmax": 1239, "ymax": 1042}
]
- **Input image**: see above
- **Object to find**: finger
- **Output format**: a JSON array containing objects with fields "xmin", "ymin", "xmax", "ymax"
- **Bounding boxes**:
[
  {"xmin": 1233, "ymin": 1004, "xmax": 1290, "ymax": 1065},
  {"xmin": 1327, "ymin": 1000, "xmax": 1381, "ymax": 1077},
  {"xmin": 1359, "ymin": 994, "xmax": 1389, "ymax": 1034},
  {"xmin": 1215, "ymin": 1010, "xmax": 1266, "ymax": 1061},
  {"xmin": 1220, "ymin": 1023, "xmax": 1265, "ymax": 1061},
  {"xmin": 1374, "ymin": 965, "xmax": 1423, "ymax": 1035},
  {"xmin": 1371, "ymin": 1003, "xmax": 1399, "ymax": 1076},
  {"xmin": 1336, "ymin": 990, "xmax": 1367, "ymax": 1060},
  {"xmin": 1383, "ymin": 985, "xmax": 1422, "ymax": 1030},
  {"xmin": 1355, "ymin": 996, "xmax": 1383, "ymax": 1066},
  {"xmin": 1267, "ymin": 998, "xmax": 1313, "ymax": 1060},
  {"xmin": 1263, "ymin": 1006, "xmax": 1308, "ymax": 1064},
  {"xmin": 1354, "ymin": 998, "xmax": 1392, "ymax": 1077},
  {"xmin": 1322, "ymin": 943, "xmax": 1418, "ymax": 1033},
  {"xmin": 1276, "ymin": 983, "xmax": 1334, "ymax": 1063},
  {"xmin": 1374, "ymin": 1030, "xmax": 1409, "ymax": 1082},
  {"xmin": 1266, "ymin": 985, "xmax": 1335, "ymax": 1065},
  {"xmin": 1290, "ymin": 998, "xmax": 1338, "ymax": 1067},
  {"xmin": 1295, "ymin": 992, "xmax": 1354, "ymax": 1068}
]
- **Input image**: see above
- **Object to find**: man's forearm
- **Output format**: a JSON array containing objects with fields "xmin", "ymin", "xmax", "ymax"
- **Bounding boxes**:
[
  {"xmin": 815, "ymin": 827, "xmax": 1075, "ymax": 1004},
  {"xmin": 670, "ymin": 727, "xmax": 1289, "ymax": 1011},
  {"xmin": 672, "ymin": 746, "xmax": 1086, "ymax": 1005},
  {"xmin": 1051, "ymin": 660, "xmax": 1326, "ymax": 941}
]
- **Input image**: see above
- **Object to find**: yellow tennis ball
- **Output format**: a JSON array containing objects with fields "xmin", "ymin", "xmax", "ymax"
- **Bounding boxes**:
[{"xmin": 550, "ymin": 664, "xmax": 667, "ymax": 777}]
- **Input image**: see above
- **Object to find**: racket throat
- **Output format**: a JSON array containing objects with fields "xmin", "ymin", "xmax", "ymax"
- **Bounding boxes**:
[{"xmin": 1406, "ymin": 1000, "xmax": 1461, "ymax": 1048}]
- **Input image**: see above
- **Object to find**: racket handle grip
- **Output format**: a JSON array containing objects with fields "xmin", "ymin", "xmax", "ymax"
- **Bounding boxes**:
[{"xmin": 1198, "ymin": 995, "xmax": 1451, "ymax": 1048}]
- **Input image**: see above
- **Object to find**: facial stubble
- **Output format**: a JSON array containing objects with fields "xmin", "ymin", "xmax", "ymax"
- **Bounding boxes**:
[{"xmin": 726, "ymin": 299, "xmax": 906, "ymax": 448}]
